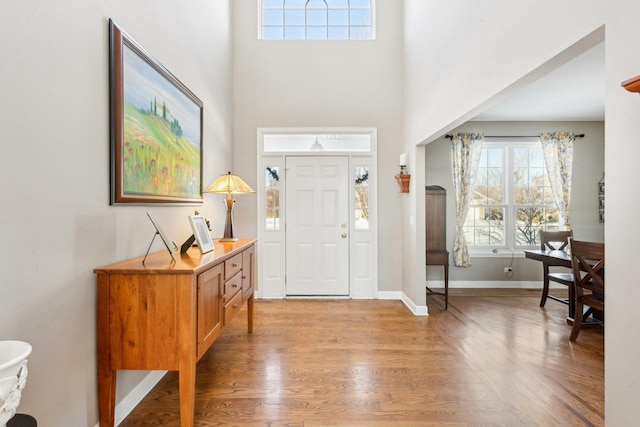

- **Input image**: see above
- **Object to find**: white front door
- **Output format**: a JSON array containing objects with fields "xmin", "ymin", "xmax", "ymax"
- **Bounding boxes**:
[{"xmin": 285, "ymin": 156, "xmax": 350, "ymax": 296}]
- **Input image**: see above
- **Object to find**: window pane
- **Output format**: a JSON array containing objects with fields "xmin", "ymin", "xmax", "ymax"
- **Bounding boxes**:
[
  {"xmin": 285, "ymin": 0, "xmax": 306, "ymax": 8},
  {"xmin": 487, "ymin": 168, "xmax": 503, "ymax": 203},
  {"xmin": 513, "ymin": 146, "xmax": 552, "ymax": 206},
  {"xmin": 307, "ymin": 26, "xmax": 328, "ymax": 39},
  {"xmin": 328, "ymin": 0, "xmax": 349, "ymax": 8},
  {"xmin": 465, "ymin": 207, "xmax": 504, "ymax": 246},
  {"xmin": 285, "ymin": 26, "xmax": 305, "ymax": 39},
  {"xmin": 350, "ymin": 26, "xmax": 371, "ymax": 39},
  {"xmin": 264, "ymin": 0, "xmax": 284, "ymax": 8},
  {"xmin": 263, "ymin": 10, "xmax": 284, "ymax": 25},
  {"xmin": 514, "ymin": 207, "xmax": 559, "ymax": 246},
  {"xmin": 285, "ymin": 9, "xmax": 305, "ymax": 25},
  {"xmin": 473, "ymin": 147, "xmax": 504, "ymax": 207},
  {"xmin": 307, "ymin": 9, "xmax": 328, "ymax": 25},
  {"xmin": 265, "ymin": 167, "xmax": 281, "ymax": 230},
  {"xmin": 487, "ymin": 148, "xmax": 502, "ymax": 167},
  {"xmin": 328, "ymin": 9, "xmax": 349, "ymax": 25},
  {"xmin": 350, "ymin": 0, "xmax": 370, "ymax": 8},
  {"xmin": 355, "ymin": 166, "xmax": 369, "ymax": 230},
  {"xmin": 350, "ymin": 9, "xmax": 370, "ymax": 25},
  {"xmin": 529, "ymin": 149, "xmax": 544, "ymax": 167},
  {"xmin": 473, "ymin": 168, "xmax": 489, "ymax": 205},
  {"xmin": 328, "ymin": 26, "xmax": 349, "ymax": 39},
  {"xmin": 306, "ymin": 0, "xmax": 327, "ymax": 8},
  {"xmin": 513, "ymin": 167, "xmax": 528, "ymax": 204},
  {"xmin": 263, "ymin": 27, "xmax": 284, "ymax": 39}
]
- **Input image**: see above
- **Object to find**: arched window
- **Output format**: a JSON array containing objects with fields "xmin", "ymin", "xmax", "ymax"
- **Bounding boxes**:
[{"xmin": 261, "ymin": 0, "xmax": 373, "ymax": 40}]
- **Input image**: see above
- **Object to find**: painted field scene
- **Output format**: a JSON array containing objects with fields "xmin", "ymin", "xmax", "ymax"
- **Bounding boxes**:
[{"xmin": 122, "ymin": 43, "xmax": 202, "ymax": 199}]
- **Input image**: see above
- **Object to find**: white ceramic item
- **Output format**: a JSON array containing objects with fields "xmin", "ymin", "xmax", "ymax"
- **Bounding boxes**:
[{"xmin": 0, "ymin": 341, "xmax": 32, "ymax": 427}]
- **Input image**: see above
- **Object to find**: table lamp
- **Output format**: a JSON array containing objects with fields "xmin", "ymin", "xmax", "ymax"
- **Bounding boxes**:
[{"xmin": 204, "ymin": 171, "xmax": 255, "ymax": 242}]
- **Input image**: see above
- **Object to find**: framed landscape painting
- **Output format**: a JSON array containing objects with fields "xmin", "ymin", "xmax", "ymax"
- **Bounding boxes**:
[{"xmin": 109, "ymin": 19, "xmax": 203, "ymax": 204}]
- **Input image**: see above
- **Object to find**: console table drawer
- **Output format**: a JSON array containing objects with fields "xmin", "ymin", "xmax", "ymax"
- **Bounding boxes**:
[
  {"xmin": 223, "ymin": 271, "xmax": 242, "ymax": 301},
  {"xmin": 223, "ymin": 289, "xmax": 243, "ymax": 326},
  {"xmin": 224, "ymin": 254, "xmax": 243, "ymax": 280}
]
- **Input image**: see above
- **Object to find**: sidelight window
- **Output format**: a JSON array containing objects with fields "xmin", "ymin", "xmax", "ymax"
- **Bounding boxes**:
[
  {"xmin": 265, "ymin": 166, "xmax": 281, "ymax": 230},
  {"xmin": 354, "ymin": 166, "xmax": 369, "ymax": 230}
]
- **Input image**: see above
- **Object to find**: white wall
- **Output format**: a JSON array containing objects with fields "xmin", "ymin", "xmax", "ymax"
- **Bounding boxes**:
[
  {"xmin": 232, "ymin": 0, "xmax": 404, "ymax": 293},
  {"xmin": 403, "ymin": 0, "xmax": 605, "ymax": 145},
  {"xmin": 605, "ymin": 0, "xmax": 640, "ymax": 423},
  {"xmin": 0, "ymin": 1, "xmax": 232, "ymax": 424}
]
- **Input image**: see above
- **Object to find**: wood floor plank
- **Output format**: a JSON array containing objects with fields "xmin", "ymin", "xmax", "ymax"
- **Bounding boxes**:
[{"xmin": 120, "ymin": 291, "xmax": 604, "ymax": 426}]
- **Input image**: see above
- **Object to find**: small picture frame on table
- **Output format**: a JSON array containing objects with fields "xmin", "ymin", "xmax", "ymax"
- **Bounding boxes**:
[{"xmin": 189, "ymin": 215, "xmax": 214, "ymax": 253}]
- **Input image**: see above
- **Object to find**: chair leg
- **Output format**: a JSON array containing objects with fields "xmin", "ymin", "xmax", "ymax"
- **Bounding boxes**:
[
  {"xmin": 540, "ymin": 264, "xmax": 550, "ymax": 307},
  {"xmin": 570, "ymin": 300, "xmax": 583, "ymax": 342},
  {"xmin": 444, "ymin": 264, "xmax": 449, "ymax": 310},
  {"xmin": 568, "ymin": 279, "xmax": 576, "ymax": 319}
]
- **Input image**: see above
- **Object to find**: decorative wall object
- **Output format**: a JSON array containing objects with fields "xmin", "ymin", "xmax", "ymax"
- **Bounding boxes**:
[
  {"xmin": 395, "ymin": 152, "xmax": 410, "ymax": 193},
  {"xmin": 109, "ymin": 19, "xmax": 203, "ymax": 204}
]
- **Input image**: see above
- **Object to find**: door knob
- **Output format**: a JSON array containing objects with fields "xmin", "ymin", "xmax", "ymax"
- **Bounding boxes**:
[{"xmin": 341, "ymin": 233, "xmax": 347, "ymax": 238}]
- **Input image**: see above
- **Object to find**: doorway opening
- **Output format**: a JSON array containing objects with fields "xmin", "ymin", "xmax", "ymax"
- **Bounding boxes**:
[{"xmin": 257, "ymin": 128, "xmax": 378, "ymax": 298}]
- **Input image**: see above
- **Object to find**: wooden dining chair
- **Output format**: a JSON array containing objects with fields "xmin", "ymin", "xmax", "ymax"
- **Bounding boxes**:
[
  {"xmin": 568, "ymin": 239, "xmax": 605, "ymax": 342},
  {"xmin": 539, "ymin": 230, "xmax": 574, "ymax": 308}
]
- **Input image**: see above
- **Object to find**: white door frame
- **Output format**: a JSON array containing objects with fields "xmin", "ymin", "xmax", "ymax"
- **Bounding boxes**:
[{"xmin": 256, "ymin": 127, "xmax": 378, "ymax": 299}]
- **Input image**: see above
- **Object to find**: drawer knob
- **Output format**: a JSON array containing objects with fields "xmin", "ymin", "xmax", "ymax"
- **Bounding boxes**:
[
  {"xmin": 233, "ymin": 304, "xmax": 239, "ymax": 309},
  {"xmin": 232, "ymin": 263, "xmax": 238, "ymax": 267},
  {"xmin": 232, "ymin": 284, "xmax": 238, "ymax": 288}
]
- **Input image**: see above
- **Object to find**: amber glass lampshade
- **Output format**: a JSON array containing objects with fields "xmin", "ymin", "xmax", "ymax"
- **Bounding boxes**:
[{"xmin": 204, "ymin": 172, "xmax": 255, "ymax": 241}]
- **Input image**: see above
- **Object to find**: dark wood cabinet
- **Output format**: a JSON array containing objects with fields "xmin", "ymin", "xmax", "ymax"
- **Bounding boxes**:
[{"xmin": 425, "ymin": 186, "xmax": 449, "ymax": 308}]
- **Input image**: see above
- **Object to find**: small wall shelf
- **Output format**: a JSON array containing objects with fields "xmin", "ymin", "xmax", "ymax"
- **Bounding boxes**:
[{"xmin": 622, "ymin": 74, "xmax": 640, "ymax": 93}]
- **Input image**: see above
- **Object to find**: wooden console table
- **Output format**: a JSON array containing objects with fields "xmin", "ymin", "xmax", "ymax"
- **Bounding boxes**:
[{"xmin": 94, "ymin": 238, "xmax": 256, "ymax": 426}]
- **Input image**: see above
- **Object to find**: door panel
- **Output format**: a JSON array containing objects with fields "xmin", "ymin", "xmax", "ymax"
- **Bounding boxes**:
[{"xmin": 286, "ymin": 156, "xmax": 349, "ymax": 295}]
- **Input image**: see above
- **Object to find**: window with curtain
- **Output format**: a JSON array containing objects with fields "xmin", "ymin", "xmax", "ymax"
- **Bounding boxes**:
[
  {"xmin": 260, "ymin": 0, "xmax": 373, "ymax": 40},
  {"xmin": 465, "ymin": 141, "xmax": 561, "ymax": 250}
]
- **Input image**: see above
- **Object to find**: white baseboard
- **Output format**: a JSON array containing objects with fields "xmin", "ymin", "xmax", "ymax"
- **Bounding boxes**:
[
  {"xmin": 94, "ymin": 370, "xmax": 166, "ymax": 427},
  {"xmin": 378, "ymin": 291, "xmax": 428, "ymax": 316},
  {"xmin": 377, "ymin": 291, "xmax": 403, "ymax": 300}
]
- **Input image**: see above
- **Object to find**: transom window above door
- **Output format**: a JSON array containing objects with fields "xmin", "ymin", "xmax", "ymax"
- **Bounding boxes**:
[{"xmin": 260, "ymin": 0, "xmax": 374, "ymax": 40}]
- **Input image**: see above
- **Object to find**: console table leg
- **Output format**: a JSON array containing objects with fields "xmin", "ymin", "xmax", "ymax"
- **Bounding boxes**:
[
  {"xmin": 96, "ymin": 274, "xmax": 116, "ymax": 426},
  {"xmin": 97, "ymin": 369, "xmax": 116, "ymax": 426},
  {"xmin": 179, "ymin": 367, "xmax": 196, "ymax": 427},
  {"xmin": 247, "ymin": 295, "xmax": 254, "ymax": 333}
]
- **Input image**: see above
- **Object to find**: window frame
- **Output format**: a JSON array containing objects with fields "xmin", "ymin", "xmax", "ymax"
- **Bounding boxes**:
[
  {"xmin": 467, "ymin": 141, "xmax": 559, "ymax": 255},
  {"xmin": 259, "ymin": 0, "xmax": 376, "ymax": 41}
]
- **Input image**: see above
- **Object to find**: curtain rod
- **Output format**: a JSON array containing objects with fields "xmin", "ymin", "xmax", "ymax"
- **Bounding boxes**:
[{"xmin": 445, "ymin": 134, "xmax": 585, "ymax": 140}]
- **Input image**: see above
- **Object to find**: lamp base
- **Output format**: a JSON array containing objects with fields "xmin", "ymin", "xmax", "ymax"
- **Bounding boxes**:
[{"xmin": 219, "ymin": 237, "xmax": 239, "ymax": 242}]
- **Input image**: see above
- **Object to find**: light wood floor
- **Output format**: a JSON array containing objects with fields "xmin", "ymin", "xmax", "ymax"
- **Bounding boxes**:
[{"xmin": 120, "ymin": 289, "xmax": 604, "ymax": 426}]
